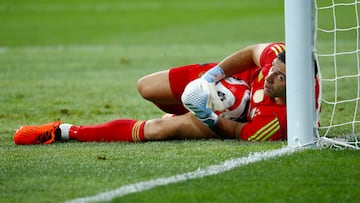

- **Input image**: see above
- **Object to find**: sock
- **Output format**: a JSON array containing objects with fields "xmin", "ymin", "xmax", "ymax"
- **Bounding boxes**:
[
  {"xmin": 59, "ymin": 124, "xmax": 72, "ymax": 141},
  {"xmin": 65, "ymin": 119, "xmax": 146, "ymax": 142}
]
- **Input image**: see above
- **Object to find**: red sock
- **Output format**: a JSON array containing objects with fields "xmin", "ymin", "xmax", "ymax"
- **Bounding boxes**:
[{"xmin": 69, "ymin": 119, "xmax": 146, "ymax": 142}]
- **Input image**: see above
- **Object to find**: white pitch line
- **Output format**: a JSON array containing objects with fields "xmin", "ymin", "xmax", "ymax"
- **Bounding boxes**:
[{"xmin": 65, "ymin": 147, "xmax": 298, "ymax": 203}]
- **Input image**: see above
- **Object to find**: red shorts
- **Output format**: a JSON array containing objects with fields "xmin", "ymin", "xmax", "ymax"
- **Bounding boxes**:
[
  {"xmin": 155, "ymin": 63, "xmax": 217, "ymax": 114},
  {"xmin": 169, "ymin": 63, "xmax": 218, "ymax": 101}
]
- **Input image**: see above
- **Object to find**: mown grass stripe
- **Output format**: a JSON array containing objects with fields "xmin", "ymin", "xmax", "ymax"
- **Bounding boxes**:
[{"xmin": 65, "ymin": 147, "xmax": 298, "ymax": 203}]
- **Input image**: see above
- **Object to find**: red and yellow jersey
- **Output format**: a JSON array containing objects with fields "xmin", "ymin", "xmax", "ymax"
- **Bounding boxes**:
[{"xmin": 240, "ymin": 43, "xmax": 287, "ymax": 141}]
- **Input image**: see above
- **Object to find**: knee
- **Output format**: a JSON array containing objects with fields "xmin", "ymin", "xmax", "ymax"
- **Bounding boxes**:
[
  {"xmin": 137, "ymin": 70, "xmax": 170, "ymax": 102},
  {"xmin": 137, "ymin": 77, "xmax": 151, "ymax": 100}
]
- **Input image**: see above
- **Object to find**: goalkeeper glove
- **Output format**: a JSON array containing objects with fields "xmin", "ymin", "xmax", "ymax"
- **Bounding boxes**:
[
  {"xmin": 200, "ymin": 65, "xmax": 226, "ymax": 111},
  {"xmin": 181, "ymin": 79, "xmax": 219, "ymax": 127},
  {"xmin": 202, "ymin": 65, "xmax": 226, "ymax": 83}
]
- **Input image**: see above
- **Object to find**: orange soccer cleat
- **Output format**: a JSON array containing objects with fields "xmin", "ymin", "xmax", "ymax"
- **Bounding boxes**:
[{"xmin": 14, "ymin": 121, "xmax": 61, "ymax": 145}]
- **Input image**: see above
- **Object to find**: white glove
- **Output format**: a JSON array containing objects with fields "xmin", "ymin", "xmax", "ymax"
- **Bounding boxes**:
[
  {"xmin": 181, "ymin": 79, "xmax": 219, "ymax": 127},
  {"xmin": 200, "ymin": 65, "xmax": 226, "ymax": 111}
]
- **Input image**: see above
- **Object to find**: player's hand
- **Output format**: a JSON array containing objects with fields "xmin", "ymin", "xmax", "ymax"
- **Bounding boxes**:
[
  {"xmin": 181, "ymin": 79, "xmax": 219, "ymax": 127},
  {"xmin": 202, "ymin": 65, "xmax": 226, "ymax": 83},
  {"xmin": 200, "ymin": 65, "xmax": 226, "ymax": 111}
]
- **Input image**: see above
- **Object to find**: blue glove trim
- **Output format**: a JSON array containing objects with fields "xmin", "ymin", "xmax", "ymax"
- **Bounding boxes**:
[{"xmin": 202, "ymin": 65, "xmax": 225, "ymax": 83}]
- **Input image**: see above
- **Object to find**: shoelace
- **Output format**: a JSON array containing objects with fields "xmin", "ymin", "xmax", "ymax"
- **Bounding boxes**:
[{"xmin": 36, "ymin": 128, "xmax": 54, "ymax": 144}]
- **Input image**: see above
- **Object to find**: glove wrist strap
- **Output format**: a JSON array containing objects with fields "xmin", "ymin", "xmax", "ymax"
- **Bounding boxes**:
[{"xmin": 202, "ymin": 65, "xmax": 225, "ymax": 83}]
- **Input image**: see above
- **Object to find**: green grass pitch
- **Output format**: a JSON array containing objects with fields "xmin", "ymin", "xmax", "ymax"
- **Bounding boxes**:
[{"xmin": 0, "ymin": 0, "xmax": 359, "ymax": 202}]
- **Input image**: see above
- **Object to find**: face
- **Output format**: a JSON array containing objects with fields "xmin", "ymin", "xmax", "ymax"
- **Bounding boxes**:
[{"xmin": 264, "ymin": 58, "xmax": 286, "ymax": 98}]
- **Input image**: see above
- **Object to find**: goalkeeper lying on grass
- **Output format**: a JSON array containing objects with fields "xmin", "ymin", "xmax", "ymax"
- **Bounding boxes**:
[{"xmin": 13, "ymin": 42, "xmax": 318, "ymax": 145}]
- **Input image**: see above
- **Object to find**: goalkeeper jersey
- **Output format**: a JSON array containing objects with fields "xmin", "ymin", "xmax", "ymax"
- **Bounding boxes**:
[{"xmin": 239, "ymin": 42, "xmax": 287, "ymax": 141}]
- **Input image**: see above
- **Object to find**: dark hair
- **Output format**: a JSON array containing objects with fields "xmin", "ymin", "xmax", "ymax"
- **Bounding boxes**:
[
  {"xmin": 277, "ymin": 51, "xmax": 286, "ymax": 64},
  {"xmin": 277, "ymin": 50, "xmax": 318, "ymax": 76}
]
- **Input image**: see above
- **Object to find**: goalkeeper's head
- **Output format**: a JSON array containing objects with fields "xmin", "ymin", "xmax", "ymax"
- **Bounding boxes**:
[
  {"xmin": 264, "ymin": 51, "xmax": 287, "ymax": 100},
  {"xmin": 264, "ymin": 51, "xmax": 318, "ymax": 102}
]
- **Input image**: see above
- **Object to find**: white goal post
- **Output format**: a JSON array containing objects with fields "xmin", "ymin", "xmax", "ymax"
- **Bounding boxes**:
[
  {"xmin": 285, "ymin": 0, "xmax": 317, "ymax": 148},
  {"xmin": 285, "ymin": 0, "xmax": 360, "ymax": 149}
]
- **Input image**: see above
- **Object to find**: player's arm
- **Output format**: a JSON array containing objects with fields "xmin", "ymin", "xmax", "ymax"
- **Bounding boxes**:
[
  {"xmin": 202, "ymin": 43, "xmax": 269, "ymax": 83},
  {"xmin": 196, "ymin": 43, "xmax": 269, "ymax": 111},
  {"xmin": 216, "ymin": 43, "xmax": 269, "ymax": 77},
  {"xmin": 211, "ymin": 117, "xmax": 245, "ymax": 139}
]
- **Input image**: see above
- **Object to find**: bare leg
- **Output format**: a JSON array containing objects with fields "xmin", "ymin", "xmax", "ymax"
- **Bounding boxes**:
[
  {"xmin": 144, "ymin": 113, "xmax": 218, "ymax": 140},
  {"xmin": 137, "ymin": 70, "xmax": 178, "ymax": 104},
  {"xmin": 137, "ymin": 70, "xmax": 189, "ymax": 114}
]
